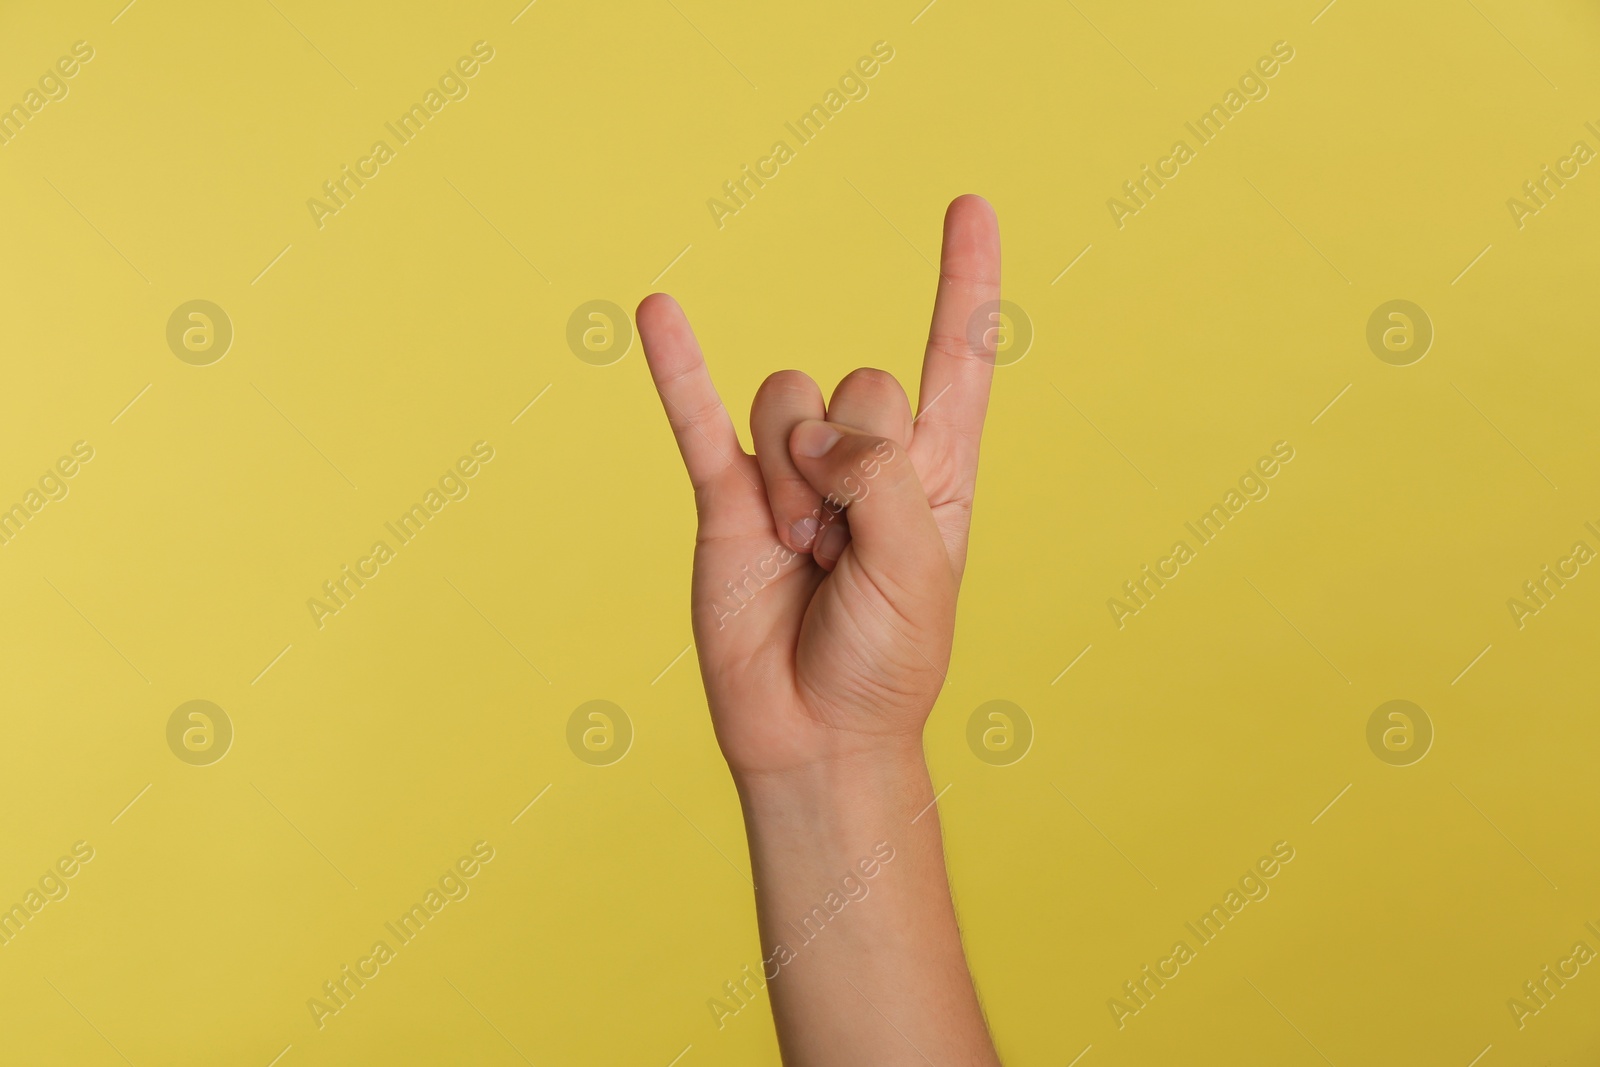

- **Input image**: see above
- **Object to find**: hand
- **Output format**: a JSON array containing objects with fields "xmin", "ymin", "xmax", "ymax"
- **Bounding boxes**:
[{"xmin": 636, "ymin": 195, "xmax": 1001, "ymax": 780}]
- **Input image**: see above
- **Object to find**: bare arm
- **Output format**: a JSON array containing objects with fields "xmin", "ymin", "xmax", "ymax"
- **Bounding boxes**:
[{"xmin": 739, "ymin": 750, "xmax": 999, "ymax": 1065}]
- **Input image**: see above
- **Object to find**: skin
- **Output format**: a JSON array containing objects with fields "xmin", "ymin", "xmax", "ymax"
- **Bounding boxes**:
[{"xmin": 637, "ymin": 194, "xmax": 1003, "ymax": 1066}]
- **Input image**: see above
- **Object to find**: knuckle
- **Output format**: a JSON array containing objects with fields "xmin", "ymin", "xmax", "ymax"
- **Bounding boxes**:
[
  {"xmin": 756, "ymin": 369, "xmax": 819, "ymax": 402},
  {"xmin": 926, "ymin": 326, "xmax": 985, "ymax": 361},
  {"xmin": 937, "ymin": 267, "xmax": 991, "ymax": 290},
  {"xmin": 839, "ymin": 367, "xmax": 905, "ymax": 398},
  {"xmin": 668, "ymin": 396, "xmax": 726, "ymax": 431}
]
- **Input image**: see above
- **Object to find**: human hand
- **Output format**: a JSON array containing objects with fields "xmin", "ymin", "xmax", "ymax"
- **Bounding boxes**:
[{"xmin": 637, "ymin": 195, "xmax": 1000, "ymax": 781}]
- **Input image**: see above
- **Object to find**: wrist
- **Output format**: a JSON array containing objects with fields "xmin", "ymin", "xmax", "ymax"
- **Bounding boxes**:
[{"xmin": 733, "ymin": 743, "xmax": 934, "ymax": 843}]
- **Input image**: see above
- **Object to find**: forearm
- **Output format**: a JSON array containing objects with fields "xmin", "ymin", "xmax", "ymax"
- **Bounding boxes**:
[{"xmin": 734, "ymin": 743, "xmax": 1000, "ymax": 1066}]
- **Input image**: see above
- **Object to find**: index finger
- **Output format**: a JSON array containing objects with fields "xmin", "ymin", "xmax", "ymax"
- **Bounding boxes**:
[
  {"xmin": 636, "ymin": 293, "xmax": 748, "ymax": 495},
  {"xmin": 910, "ymin": 195, "xmax": 1002, "ymax": 485}
]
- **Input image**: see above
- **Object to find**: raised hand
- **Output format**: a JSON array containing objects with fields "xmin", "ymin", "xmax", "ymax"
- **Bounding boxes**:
[
  {"xmin": 636, "ymin": 195, "xmax": 1001, "ymax": 780},
  {"xmin": 637, "ymin": 195, "xmax": 1003, "ymax": 1067}
]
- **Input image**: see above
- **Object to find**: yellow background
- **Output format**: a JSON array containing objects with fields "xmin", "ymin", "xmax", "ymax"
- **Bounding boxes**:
[{"xmin": 2, "ymin": 0, "xmax": 1597, "ymax": 1063}]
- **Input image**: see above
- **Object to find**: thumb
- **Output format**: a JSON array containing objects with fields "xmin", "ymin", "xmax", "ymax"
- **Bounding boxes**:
[{"xmin": 788, "ymin": 420, "xmax": 949, "ymax": 589}]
